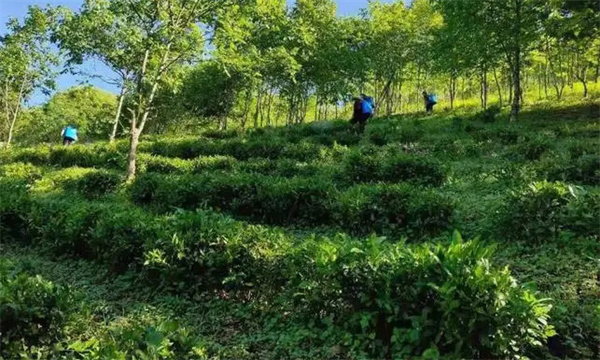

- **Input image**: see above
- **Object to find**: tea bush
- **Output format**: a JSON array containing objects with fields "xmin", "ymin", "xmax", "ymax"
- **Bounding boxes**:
[
  {"xmin": 548, "ymin": 154, "xmax": 600, "ymax": 185},
  {"xmin": 286, "ymin": 234, "xmax": 554, "ymax": 359},
  {"xmin": 67, "ymin": 318, "xmax": 210, "ymax": 359},
  {"xmin": 510, "ymin": 135, "xmax": 553, "ymax": 161},
  {"xmin": 0, "ymin": 179, "xmax": 555, "ymax": 359},
  {"xmin": 73, "ymin": 169, "xmax": 122, "ymax": 198},
  {"xmin": 0, "ymin": 162, "xmax": 43, "ymax": 183},
  {"xmin": 340, "ymin": 150, "xmax": 445, "ymax": 186},
  {"xmin": 0, "ymin": 268, "xmax": 74, "ymax": 356},
  {"xmin": 336, "ymin": 184, "xmax": 453, "ymax": 238},
  {"xmin": 497, "ymin": 181, "xmax": 577, "ymax": 242}
]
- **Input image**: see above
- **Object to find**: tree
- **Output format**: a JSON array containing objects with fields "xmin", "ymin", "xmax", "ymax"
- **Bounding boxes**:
[
  {"xmin": 54, "ymin": 1, "xmax": 136, "ymax": 143},
  {"xmin": 17, "ymin": 86, "xmax": 117, "ymax": 144},
  {"xmin": 0, "ymin": 6, "xmax": 59, "ymax": 147},
  {"xmin": 63, "ymin": 0, "xmax": 238, "ymax": 180}
]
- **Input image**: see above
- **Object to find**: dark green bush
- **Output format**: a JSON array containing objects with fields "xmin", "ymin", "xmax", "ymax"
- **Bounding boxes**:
[
  {"xmin": 511, "ymin": 135, "xmax": 553, "ymax": 161},
  {"xmin": 336, "ymin": 184, "xmax": 453, "ymax": 238},
  {"xmin": 256, "ymin": 177, "xmax": 335, "ymax": 226},
  {"xmin": 288, "ymin": 234, "xmax": 554, "ymax": 359},
  {"xmin": 498, "ymin": 181, "xmax": 575, "ymax": 242},
  {"xmin": 67, "ymin": 318, "xmax": 209, "ymax": 359},
  {"xmin": 479, "ymin": 105, "xmax": 501, "ymax": 123},
  {"xmin": 73, "ymin": 169, "xmax": 122, "ymax": 198},
  {"xmin": 0, "ymin": 269, "xmax": 73, "ymax": 356},
  {"xmin": 340, "ymin": 150, "xmax": 445, "ymax": 186},
  {"xmin": 381, "ymin": 154, "xmax": 445, "ymax": 186},
  {"xmin": 0, "ymin": 179, "xmax": 30, "ymax": 242}
]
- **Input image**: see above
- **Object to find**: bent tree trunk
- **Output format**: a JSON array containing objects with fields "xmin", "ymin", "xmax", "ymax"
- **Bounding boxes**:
[{"xmin": 110, "ymin": 84, "xmax": 126, "ymax": 143}]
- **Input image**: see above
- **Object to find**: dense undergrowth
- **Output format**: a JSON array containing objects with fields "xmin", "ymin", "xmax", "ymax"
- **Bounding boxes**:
[{"xmin": 0, "ymin": 102, "xmax": 598, "ymax": 359}]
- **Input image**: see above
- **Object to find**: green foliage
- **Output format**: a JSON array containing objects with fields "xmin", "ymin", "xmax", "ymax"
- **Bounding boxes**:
[
  {"xmin": 547, "ymin": 154, "xmax": 600, "ymax": 185},
  {"xmin": 67, "ymin": 318, "xmax": 209, "ymax": 359},
  {"xmin": 341, "ymin": 149, "xmax": 445, "ymax": 186},
  {"xmin": 17, "ymin": 86, "xmax": 117, "ymax": 144},
  {"xmin": 479, "ymin": 105, "xmax": 502, "ymax": 123},
  {"xmin": 288, "ymin": 234, "xmax": 554, "ymax": 359},
  {"xmin": 496, "ymin": 181, "xmax": 593, "ymax": 242},
  {"xmin": 0, "ymin": 267, "xmax": 73, "ymax": 356},
  {"xmin": 72, "ymin": 169, "xmax": 122, "ymax": 198},
  {"xmin": 0, "ymin": 162, "xmax": 42, "ymax": 182},
  {"xmin": 336, "ymin": 184, "xmax": 453, "ymax": 237}
]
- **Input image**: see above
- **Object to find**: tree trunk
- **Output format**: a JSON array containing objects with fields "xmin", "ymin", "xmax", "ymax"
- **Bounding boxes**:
[
  {"xmin": 480, "ymin": 69, "xmax": 488, "ymax": 109},
  {"xmin": 6, "ymin": 113, "xmax": 17, "ymax": 147},
  {"xmin": 109, "ymin": 84, "xmax": 126, "ymax": 143},
  {"xmin": 254, "ymin": 89, "xmax": 263, "ymax": 128},
  {"xmin": 510, "ymin": 0, "xmax": 522, "ymax": 122},
  {"xmin": 576, "ymin": 66, "xmax": 588, "ymax": 98},
  {"xmin": 510, "ymin": 60, "xmax": 521, "ymax": 121},
  {"xmin": 126, "ymin": 127, "xmax": 141, "ymax": 181},
  {"xmin": 493, "ymin": 68, "xmax": 503, "ymax": 107}
]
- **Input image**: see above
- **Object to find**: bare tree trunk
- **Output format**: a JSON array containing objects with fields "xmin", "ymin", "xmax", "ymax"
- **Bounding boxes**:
[
  {"xmin": 510, "ymin": 55, "xmax": 521, "ymax": 121},
  {"xmin": 493, "ymin": 68, "xmax": 503, "ymax": 107},
  {"xmin": 254, "ymin": 89, "xmax": 263, "ymax": 129},
  {"xmin": 576, "ymin": 66, "xmax": 588, "ymax": 98},
  {"xmin": 6, "ymin": 113, "xmax": 17, "ymax": 147},
  {"xmin": 109, "ymin": 84, "xmax": 126, "ymax": 143},
  {"xmin": 241, "ymin": 90, "xmax": 252, "ymax": 130},
  {"xmin": 480, "ymin": 69, "xmax": 488, "ymax": 109},
  {"xmin": 266, "ymin": 89, "xmax": 274, "ymax": 127},
  {"xmin": 126, "ymin": 127, "xmax": 141, "ymax": 181}
]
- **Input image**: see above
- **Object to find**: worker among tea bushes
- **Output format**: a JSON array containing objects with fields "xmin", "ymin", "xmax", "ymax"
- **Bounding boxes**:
[
  {"xmin": 351, "ymin": 94, "xmax": 375, "ymax": 134},
  {"xmin": 61, "ymin": 125, "xmax": 78, "ymax": 145},
  {"xmin": 423, "ymin": 91, "xmax": 437, "ymax": 114}
]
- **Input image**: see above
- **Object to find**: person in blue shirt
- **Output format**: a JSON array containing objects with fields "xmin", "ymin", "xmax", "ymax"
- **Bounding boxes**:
[
  {"xmin": 423, "ymin": 91, "xmax": 437, "ymax": 114},
  {"xmin": 61, "ymin": 125, "xmax": 78, "ymax": 145},
  {"xmin": 358, "ymin": 94, "xmax": 374, "ymax": 133}
]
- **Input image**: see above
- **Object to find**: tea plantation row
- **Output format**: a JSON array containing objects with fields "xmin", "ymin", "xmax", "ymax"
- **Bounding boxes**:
[{"xmin": 0, "ymin": 177, "xmax": 555, "ymax": 359}]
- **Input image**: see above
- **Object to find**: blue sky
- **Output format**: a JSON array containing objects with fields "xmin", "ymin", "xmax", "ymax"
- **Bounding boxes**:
[{"xmin": 0, "ymin": 0, "xmax": 397, "ymax": 105}]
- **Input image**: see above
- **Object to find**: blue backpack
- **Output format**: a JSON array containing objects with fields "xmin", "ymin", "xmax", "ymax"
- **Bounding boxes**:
[
  {"xmin": 63, "ymin": 126, "xmax": 78, "ymax": 141},
  {"xmin": 428, "ymin": 94, "xmax": 438, "ymax": 104},
  {"xmin": 361, "ymin": 97, "xmax": 374, "ymax": 114}
]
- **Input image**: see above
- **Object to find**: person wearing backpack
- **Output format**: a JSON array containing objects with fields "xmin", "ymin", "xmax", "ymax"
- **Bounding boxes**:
[
  {"xmin": 61, "ymin": 125, "xmax": 78, "ymax": 145},
  {"xmin": 358, "ymin": 94, "xmax": 375, "ymax": 133},
  {"xmin": 351, "ymin": 97, "xmax": 363, "ymax": 126},
  {"xmin": 422, "ymin": 91, "xmax": 437, "ymax": 114}
]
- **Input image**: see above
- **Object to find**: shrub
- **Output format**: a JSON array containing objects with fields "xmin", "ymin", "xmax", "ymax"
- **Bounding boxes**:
[
  {"xmin": 562, "ymin": 190, "xmax": 600, "ymax": 237},
  {"xmin": 0, "ymin": 162, "xmax": 42, "ymax": 183},
  {"xmin": 340, "ymin": 150, "xmax": 380, "ymax": 184},
  {"xmin": 340, "ymin": 150, "xmax": 445, "ymax": 186},
  {"xmin": 10, "ymin": 146, "xmax": 51, "ymax": 165},
  {"xmin": 546, "ymin": 154, "xmax": 600, "ymax": 186},
  {"xmin": 48, "ymin": 144, "xmax": 125, "ymax": 168},
  {"xmin": 336, "ymin": 184, "xmax": 453, "ymax": 238},
  {"xmin": 73, "ymin": 169, "xmax": 122, "ymax": 198},
  {"xmin": 479, "ymin": 105, "xmax": 501, "ymax": 123},
  {"xmin": 498, "ymin": 181, "xmax": 575, "ymax": 242},
  {"xmin": 0, "ymin": 179, "xmax": 30, "ymax": 242},
  {"xmin": 381, "ymin": 154, "xmax": 445, "ymax": 186},
  {"xmin": 0, "ymin": 269, "xmax": 73, "ymax": 356},
  {"xmin": 255, "ymin": 177, "xmax": 335, "ymax": 226},
  {"xmin": 67, "ymin": 318, "xmax": 208, "ymax": 359},
  {"xmin": 511, "ymin": 135, "xmax": 553, "ymax": 161},
  {"xmin": 139, "ymin": 154, "xmax": 196, "ymax": 174},
  {"xmin": 288, "ymin": 234, "xmax": 554, "ymax": 359}
]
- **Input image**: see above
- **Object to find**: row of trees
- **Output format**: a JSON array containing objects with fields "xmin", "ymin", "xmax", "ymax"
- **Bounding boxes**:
[{"xmin": 1, "ymin": 0, "xmax": 599, "ymax": 179}]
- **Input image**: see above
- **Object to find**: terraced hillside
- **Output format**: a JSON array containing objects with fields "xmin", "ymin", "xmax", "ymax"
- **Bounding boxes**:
[{"xmin": 1, "ymin": 102, "xmax": 598, "ymax": 359}]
